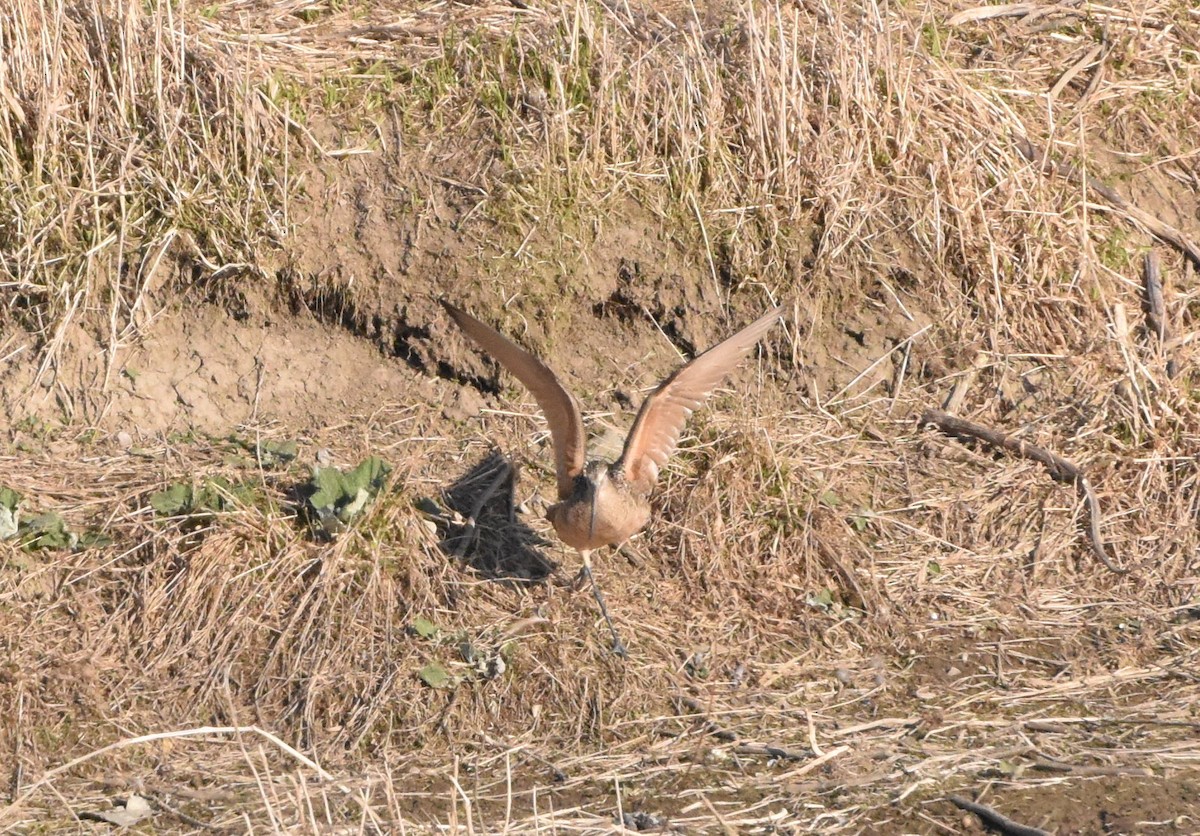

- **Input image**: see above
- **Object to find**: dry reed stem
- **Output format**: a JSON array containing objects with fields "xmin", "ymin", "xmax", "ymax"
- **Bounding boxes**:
[
  {"xmin": 1017, "ymin": 136, "xmax": 1200, "ymax": 269},
  {"xmin": 1142, "ymin": 252, "xmax": 1167, "ymax": 344},
  {"xmin": 4, "ymin": 725, "xmax": 340, "ymax": 817},
  {"xmin": 920, "ymin": 408, "xmax": 1127, "ymax": 574},
  {"xmin": 947, "ymin": 794, "xmax": 1051, "ymax": 836}
]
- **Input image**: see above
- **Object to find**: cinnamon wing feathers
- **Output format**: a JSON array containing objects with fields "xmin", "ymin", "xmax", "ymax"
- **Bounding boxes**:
[
  {"xmin": 441, "ymin": 301, "xmax": 586, "ymax": 500},
  {"xmin": 617, "ymin": 306, "xmax": 783, "ymax": 493}
]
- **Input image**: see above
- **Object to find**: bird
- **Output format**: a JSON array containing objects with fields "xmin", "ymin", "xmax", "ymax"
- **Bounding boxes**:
[{"xmin": 442, "ymin": 299, "xmax": 783, "ymax": 655}]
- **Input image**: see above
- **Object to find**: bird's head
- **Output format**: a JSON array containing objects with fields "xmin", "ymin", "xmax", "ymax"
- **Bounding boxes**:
[
  {"xmin": 544, "ymin": 462, "xmax": 609, "ymax": 520},
  {"xmin": 584, "ymin": 460, "xmax": 611, "ymax": 484}
]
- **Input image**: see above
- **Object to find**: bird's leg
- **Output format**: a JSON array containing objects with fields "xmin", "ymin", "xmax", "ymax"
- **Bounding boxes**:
[{"xmin": 580, "ymin": 550, "xmax": 627, "ymax": 658}]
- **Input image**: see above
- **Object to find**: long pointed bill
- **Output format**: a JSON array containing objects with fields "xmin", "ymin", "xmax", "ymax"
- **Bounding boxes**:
[{"xmin": 587, "ymin": 484, "xmax": 598, "ymax": 544}]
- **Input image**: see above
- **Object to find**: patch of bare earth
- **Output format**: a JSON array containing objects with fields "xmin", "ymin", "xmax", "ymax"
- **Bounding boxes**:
[{"xmin": 4, "ymin": 0, "xmax": 1200, "ymax": 833}]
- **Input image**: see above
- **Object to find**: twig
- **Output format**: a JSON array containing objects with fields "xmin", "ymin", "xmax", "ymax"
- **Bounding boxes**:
[
  {"xmin": 673, "ymin": 696, "xmax": 813, "ymax": 760},
  {"xmin": 920, "ymin": 410, "xmax": 1128, "ymax": 574},
  {"xmin": 1027, "ymin": 715, "xmax": 1200, "ymax": 730},
  {"xmin": 946, "ymin": 2, "xmax": 1082, "ymax": 27},
  {"xmin": 1142, "ymin": 252, "xmax": 1178, "ymax": 378},
  {"xmin": 674, "ymin": 696, "xmax": 736, "ymax": 741},
  {"xmin": 947, "ymin": 3, "xmax": 1036, "ymax": 25},
  {"xmin": 2, "ymin": 725, "xmax": 341, "ymax": 817},
  {"xmin": 1031, "ymin": 759, "xmax": 1153, "ymax": 777},
  {"xmin": 92, "ymin": 776, "xmax": 237, "ymax": 803},
  {"xmin": 698, "ymin": 793, "xmax": 738, "ymax": 836},
  {"xmin": 787, "ymin": 769, "xmax": 900, "ymax": 795},
  {"xmin": 1143, "ymin": 251, "xmax": 1167, "ymax": 342},
  {"xmin": 452, "ymin": 456, "xmax": 513, "ymax": 559},
  {"xmin": 947, "ymin": 794, "xmax": 1050, "ymax": 836},
  {"xmin": 814, "ymin": 526, "xmax": 875, "ymax": 613},
  {"xmin": 256, "ymin": 89, "xmax": 329, "ymax": 157},
  {"xmin": 1048, "ymin": 43, "xmax": 1103, "ymax": 103},
  {"xmin": 733, "ymin": 742, "xmax": 813, "ymax": 761},
  {"xmin": 943, "ymin": 350, "xmax": 989, "ymax": 415},
  {"xmin": 150, "ymin": 796, "xmax": 226, "ymax": 832},
  {"xmin": 507, "ymin": 461, "xmax": 522, "ymax": 524},
  {"xmin": 829, "ymin": 324, "xmax": 931, "ymax": 405},
  {"xmin": 1017, "ymin": 137, "xmax": 1200, "ymax": 270},
  {"xmin": 775, "ymin": 744, "xmax": 851, "ymax": 780},
  {"xmin": 481, "ymin": 735, "xmax": 567, "ymax": 783}
]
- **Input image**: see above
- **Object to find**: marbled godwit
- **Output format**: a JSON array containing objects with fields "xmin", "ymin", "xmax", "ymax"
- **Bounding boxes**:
[{"xmin": 443, "ymin": 300, "xmax": 783, "ymax": 655}]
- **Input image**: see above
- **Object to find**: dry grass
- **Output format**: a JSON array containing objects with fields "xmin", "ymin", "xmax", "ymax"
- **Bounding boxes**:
[
  {"xmin": 0, "ymin": 0, "xmax": 287, "ymax": 381},
  {"xmin": 3, "ymin": 0, "xmax": 1200, "ymax": 832}
]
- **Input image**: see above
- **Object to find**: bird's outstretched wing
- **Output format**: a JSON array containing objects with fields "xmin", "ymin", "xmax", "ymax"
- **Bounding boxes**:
[
  {"xmin": 617, "ymin": 306, "xmax": 783, "ymax": 493},
  {"xmin": 442, "ymin": 301, "xmax": 586, "ymax": 500}
]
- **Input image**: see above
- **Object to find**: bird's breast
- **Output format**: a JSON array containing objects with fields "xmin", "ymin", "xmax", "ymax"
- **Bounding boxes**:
[{"xmin": 547, "ymin": 478, "xmax": 651, "ymax": 551}]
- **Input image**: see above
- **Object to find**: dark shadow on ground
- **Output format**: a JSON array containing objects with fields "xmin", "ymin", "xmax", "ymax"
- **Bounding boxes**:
[{"xmin": 439, "ymin": 449, "xmax": 555, "ymax": 582}]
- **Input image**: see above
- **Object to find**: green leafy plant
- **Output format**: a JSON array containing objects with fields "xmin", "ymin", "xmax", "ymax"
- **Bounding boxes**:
[
  {"xmin": 149, "ymin": 477, "xmax": 264, "ymax": 517},
  {"xmin": 3, "ymin": 505, "xmax": 111, "ymax": 552},
  {"xmin": 306, "ymin": 456, "xmax": 392, "ymax": 534},
  {"xmin": 0, "ymin": 487, "xmax": 20, "ymax": 540},
  {"xmin": 226, "ymin": 435, "xmax": 299, "ymax": 467},
  {"xmin": 20, "ymin": 512, "xmax": 74, "ymax": 550},
  {"xmin": 411, "ymin": 617, "xmax": 440, "ymax": 639},
  {"xmin": 418, "ymin": 663, "xmax": 453, "ymax": 689},
  {"xmin": 807, "ymin": 588, "xmax": 836, "ymax": 611}
]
